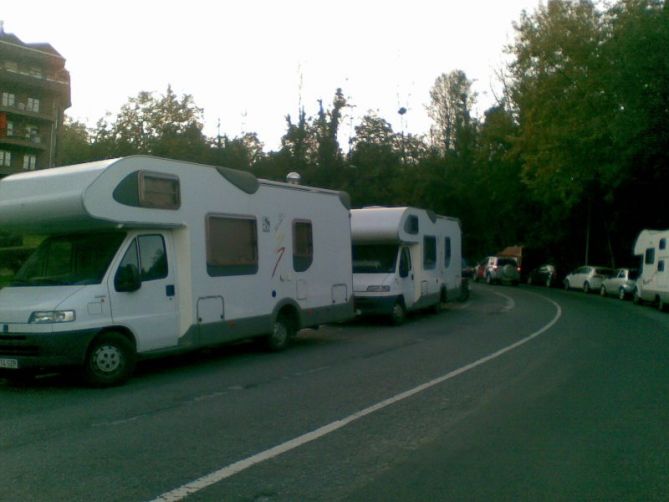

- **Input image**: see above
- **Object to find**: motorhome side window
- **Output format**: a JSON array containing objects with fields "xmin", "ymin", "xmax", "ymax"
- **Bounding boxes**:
[
  {"xmin": 444, "ymin": 237, "xmax": 452, "ymax": 268},
  {"xmin": 660, "ymin": 239, "xmax": 667, "ymax": 250},
  {"xmin": 206, "ymin": 215, "xmax": 258, "ymax": 276},
  {"xmin": 139, "ymin": 171, "xmax": 180, "ymax": 209},
  {"xmin": 293, "ymin": 220, "xmax": 313, "ymax": 272},
  {"xmin": 423, "ymin": 236, "xmax": 436, "ymax": 270},
  {"xmin": 405, "ymin": 215, "xmax": 419, "ymax": 234},
  {"xmin": 645, "ymin": 248, "xmax": 655, "ymax": 265},
  {"xmin": 659, "ymin": 260, "xmax": 665, "ymax": 272}
]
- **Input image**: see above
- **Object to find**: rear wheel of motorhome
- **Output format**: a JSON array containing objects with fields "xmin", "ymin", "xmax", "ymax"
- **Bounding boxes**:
[
  {"xmin": 390, "ymin": 301, "xmax": 406, "ymax": 325},
  {"xmin": 265, "ymin": 313, "xmax": 294, "ymax": 351},
  {"xmin": 83, "ymin": 333, "xmax": 136, "ymax": 387}
]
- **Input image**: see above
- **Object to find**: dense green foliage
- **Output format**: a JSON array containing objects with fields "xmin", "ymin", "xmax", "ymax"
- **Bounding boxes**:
[{"xmin": 55, "ymin": 0, "xmax": 668, "ymax": 269}]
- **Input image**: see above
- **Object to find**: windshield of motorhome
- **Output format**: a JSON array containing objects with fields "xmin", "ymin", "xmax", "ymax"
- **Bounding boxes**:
[
  {"xmin": 352, "ymin": 244, "xmax": 399, "ymax": 273},
  {"xmin": 12, "ymin": 232, "xmax": 126, "ymax": 286}
]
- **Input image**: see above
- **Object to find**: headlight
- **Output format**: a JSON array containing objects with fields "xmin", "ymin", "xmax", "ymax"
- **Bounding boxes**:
[
  {"xmin": 366, "ymin": 285, "xmax": 391, "ymax": 292},
  {"xmin": 29, "ymin": 310, "xmax": 76, "ymax": 323}
]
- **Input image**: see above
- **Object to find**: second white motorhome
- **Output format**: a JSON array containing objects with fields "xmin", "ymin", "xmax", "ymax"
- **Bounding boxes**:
[
  {"xmin": 0, "ymin": 156, "xmax": 354, "ymax": 385},
  {"xmin": 633, "ymin": 229, "xmax": 669, "ymax": 311},
  {"xmin": 351, "ymin": 207, "xmax": 465, "ymax": 324}
]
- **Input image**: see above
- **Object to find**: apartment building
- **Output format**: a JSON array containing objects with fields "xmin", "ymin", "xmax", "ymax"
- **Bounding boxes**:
[{"xmin": 0, "ymin": 23, "xmax": 71, "ymax": 177}]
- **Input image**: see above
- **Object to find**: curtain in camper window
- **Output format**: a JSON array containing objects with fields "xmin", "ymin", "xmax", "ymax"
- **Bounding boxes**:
[
  {"xmin": 293, "ymin": 220, "xmax": 313, "ymax": 272},
  {"xmin": 423, "ymin": 236, "xmax": 436, "ymax": 270},
  {"xmin": 206, "ymin": 215, "xmax": 258, "ymax": 276}
]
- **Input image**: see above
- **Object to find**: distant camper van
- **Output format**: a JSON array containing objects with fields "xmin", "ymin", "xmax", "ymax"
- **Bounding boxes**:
[
  {"xmin": 633, "ymin": 229, "xmax": 669, "ymax": 311},
  {"xmin": 0, "ymin": 156, "xmax": 354, "ymax": 386},
  {"xmin": 351, "ymin": 207, "xmax": 465, "ymax": 324}
]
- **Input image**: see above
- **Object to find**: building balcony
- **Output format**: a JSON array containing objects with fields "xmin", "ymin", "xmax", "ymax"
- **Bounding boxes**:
[
  {"xmin": 0, "ymin": 104, "xmax": 56, "ymax": 123},
  {"xmin": 0, "ymin": 134, "xmax": 48, "ymax": 150},
  {"xmin": 0, "ymin": 66, "xmax": 70, "ymax": 97}
]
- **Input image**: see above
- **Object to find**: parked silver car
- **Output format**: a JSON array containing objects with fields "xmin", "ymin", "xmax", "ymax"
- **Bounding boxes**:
[
  {"xmin": 600, "ymin": 268, "xmax": 638, "ymax": 300},
  {"xmin": 563, "ymin": 265, "xmax": 615, "ymax": 293}
]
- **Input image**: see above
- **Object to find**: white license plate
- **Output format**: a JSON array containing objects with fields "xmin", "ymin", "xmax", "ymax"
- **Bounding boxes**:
[{"xmin": 0, "ymin": 358, "xmax": 19, "ymax": 369}]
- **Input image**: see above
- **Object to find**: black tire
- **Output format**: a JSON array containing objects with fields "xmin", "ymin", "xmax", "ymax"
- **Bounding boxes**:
[
  {"xmin": 618, "ymin": 287, "xmax": 626, "ymax": 301},
  {"xmin": 600, "ymin": 285, "xmax": 607, "ymax": 297},
  {"xmin": 633, "ymin": 290, "xmax": 642, "ymax": 305},
  {"xmin": 83, "ymin": 332, "xmax": 136, "ymax": 387},
  {"xmin": 583, "ymin": 282, "xmax": 591, "ymax": 294},
  {"xmin": 564, "ymin": 280, "xmax": 570, "ymax": 291},
  {"xmin": 390, "ymin": 301, "xmax": 406, "ymax": 325},
  {"xmin": 457, "ymin": 282, "xmax": 470, "ymax": 302},
  {"xmin": 265, "ymin": 314, "xmax": 294, "ymax": 351}
]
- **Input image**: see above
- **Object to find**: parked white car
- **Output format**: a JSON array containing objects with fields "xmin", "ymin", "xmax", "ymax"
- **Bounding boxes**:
[
  {"xmin": 600, "ymin": 268, "xmax": 638, "ymax": 300},
  {"xmin": 563, "ymin": 265, "xmax": 615, "ymax": 294}
]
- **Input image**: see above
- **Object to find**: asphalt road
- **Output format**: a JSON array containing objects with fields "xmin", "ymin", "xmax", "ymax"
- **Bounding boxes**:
[{"xmin": 1, "ymin": 284, "xmax": 668, "ymax": 501}]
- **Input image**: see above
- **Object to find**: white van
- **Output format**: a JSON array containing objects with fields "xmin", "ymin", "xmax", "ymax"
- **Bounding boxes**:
[
  {"xmin": 351, "ymin": 207, "xmax": 465, "ymax": 324},
  {"xmin": 633, "ymin": 229, "xmax": 669, "ymax": 311},
  {"xmin": 0, "ymin": 156, "xmax": 354, "ymax": 385}
]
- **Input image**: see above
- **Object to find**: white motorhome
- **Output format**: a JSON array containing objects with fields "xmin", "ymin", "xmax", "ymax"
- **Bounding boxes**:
[
  {"xmin": 351, "ymin": 207, "xmax": 465, "ymax": 324},
  {"xmin": 0, "ymin": 156, "xmax": 354, "ymax": 385},
  {"xmin": 633, "ymin": 229, "xmax": 669, "ymax": 311}
]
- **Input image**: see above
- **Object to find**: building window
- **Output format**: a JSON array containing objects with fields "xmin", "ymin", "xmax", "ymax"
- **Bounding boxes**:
[
  {"xmin": 423, "ymin": 235, "xmax": 437, "ymax": 270},
  {"xmin": 138, "ymin": 171, "xmax": 180, "ymax": 209},
  {"xmin": 1, "ymin": 92, "xmax": 15, "ymax": 107},
  {"xmin": 206, "ymin": 215, "xmax": 258, "ymax": 276},
  {"xmin": 293, "ymin": 220, "xmax": 313, "ymax": 272},
  {"xmin": 23, "ymin": 154, "xmax": 36, "ymax": 170},
  {"xmin": 26, "ymin": 98, "xmax": 40, "ymax": 113},
  {"xmin": 0, "ymin": 150, "xmax": 11, "ymax": 167},
  {"xmin": 6, "ymin": 121, "xmax": 13, "ymax": 137},
  {"xmin": 660, "ymin": 239, "xmax": 667, "ymax": 250},
  {"xmin": 25, "ymin": 125, "xmax": 39, "ymax": 143}
]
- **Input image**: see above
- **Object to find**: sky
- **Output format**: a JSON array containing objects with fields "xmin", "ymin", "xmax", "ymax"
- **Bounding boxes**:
[{"xmin": 3, "ymin": 0, "xmax": 544, "ymax": 151}]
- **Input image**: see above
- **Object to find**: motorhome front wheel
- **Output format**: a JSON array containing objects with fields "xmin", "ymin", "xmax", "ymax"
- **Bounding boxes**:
[{"xmin": 83, "ymin": 333, "xmax": 136, "ymax": 387}]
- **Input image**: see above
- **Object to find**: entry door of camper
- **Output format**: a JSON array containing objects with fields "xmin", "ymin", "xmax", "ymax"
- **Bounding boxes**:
[
  {"xmin": 398, "ymin": 246, "xmax": 416, "ymax": 308},
  {"xmin": 109, "ymin": 233, "xmax": 179, "ymax": 352}
]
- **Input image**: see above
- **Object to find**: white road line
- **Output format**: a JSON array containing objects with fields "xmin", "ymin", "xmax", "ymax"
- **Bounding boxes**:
[
  {"xmin": 492, "ymin": 291, "xmax": 516, "ymax": 312},
  {"xmin": 151, "ymin": 296, "xmax": 562, "ymax": 502}
]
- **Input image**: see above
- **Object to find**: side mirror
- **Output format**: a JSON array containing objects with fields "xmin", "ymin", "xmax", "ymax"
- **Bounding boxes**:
[{"xmin": 115, "ymin": 264, "xmax": 141, "ymax": 292}]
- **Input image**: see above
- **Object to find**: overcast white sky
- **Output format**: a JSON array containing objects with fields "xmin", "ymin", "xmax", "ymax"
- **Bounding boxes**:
[{"xmin": 3, "ymin": 0, "xmax": 543, "ymax": 150}]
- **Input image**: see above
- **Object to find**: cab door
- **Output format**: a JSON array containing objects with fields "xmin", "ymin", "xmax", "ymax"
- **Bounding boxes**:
[
  {"xmin": 108, "ymin": 232, "xmax": 179, "ymax": 352},
  {"xmin": 398, "ymin": 246, "xmax": 416, "ymax": 309}
]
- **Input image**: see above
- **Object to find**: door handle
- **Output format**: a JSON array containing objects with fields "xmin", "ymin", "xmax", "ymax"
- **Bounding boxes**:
[{"xmin": 166, "ymin": 284, "xmax": 175, "ymax": 297}]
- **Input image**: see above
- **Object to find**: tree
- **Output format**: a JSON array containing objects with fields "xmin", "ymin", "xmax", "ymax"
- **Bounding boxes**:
[
  {"xmin": 507, "ymin": 0, "xmax": 610, "ymax": 212},
  {"xmin": 57, "ymin": 118, "xmax": 94, "ymax": 165},
  {"xmin": 90, "ymin": 86, "xmax": 208, "ymax": 160},
  {"xmin": 427, "ymin": 70, "xmax": 477, "ymax": 154}
]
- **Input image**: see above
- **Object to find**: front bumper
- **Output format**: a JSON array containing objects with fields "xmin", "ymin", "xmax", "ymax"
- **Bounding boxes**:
[
  {"xmin": 0, "ymin": 328, "xmax": 99, "ymax": 372},
  {"xmin": 354, "ymin": 294, "xmax": 401, "ymax": 316}
]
